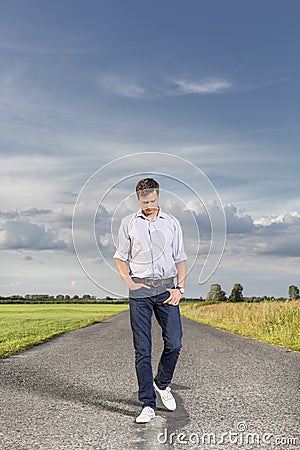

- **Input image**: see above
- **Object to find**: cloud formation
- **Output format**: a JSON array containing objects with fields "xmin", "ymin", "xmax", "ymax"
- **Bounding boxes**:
[
  {"xmin": 1, "ymin": 201, "xmax": 299, "ymax": 261},
  {"xmin": 170, "ymin": 78, "xmax": 232, "ymax": 95},
  {"xmin": 253, "ymin": 212, "xmax": 300, "ymax": 257},
  {"xmin": 97, "ymin": 73, "xmax": 232, "ymax": 99},
  {"xmin": 0, "ymin": 220, "xmax": 67, "ymax": 250}
]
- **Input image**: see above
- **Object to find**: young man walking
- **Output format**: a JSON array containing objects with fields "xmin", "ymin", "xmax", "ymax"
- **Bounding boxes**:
[{"xmin": 114, "ymin": 178, "xmax": 187, "ymax": 423}]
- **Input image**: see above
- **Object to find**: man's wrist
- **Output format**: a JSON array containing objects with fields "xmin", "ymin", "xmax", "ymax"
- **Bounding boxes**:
[
  {"xmin": 127, "ymin": 280, "xmax": 136, "ymax": 289},
  {"xmin": 125, "ymin": 276, "xmax": 135, "ymax": 289},
  {"xmin": 176, "ymin": 286, "xmax": 185, "ymax": 295}
]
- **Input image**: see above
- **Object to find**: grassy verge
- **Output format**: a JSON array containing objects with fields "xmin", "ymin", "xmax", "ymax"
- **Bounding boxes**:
[
  {"xmin": 180, "ymin": 300, "xmax": 300, "ymax": 351},
  {"xmin": 0, "ymin": 304, "xmax": 128, "ymax": 359}
]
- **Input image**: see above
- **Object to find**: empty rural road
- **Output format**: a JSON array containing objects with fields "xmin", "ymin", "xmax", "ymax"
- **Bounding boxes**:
[{"xmin": 0, "ymin": 310, "xmax": 299, "ymax": 450}]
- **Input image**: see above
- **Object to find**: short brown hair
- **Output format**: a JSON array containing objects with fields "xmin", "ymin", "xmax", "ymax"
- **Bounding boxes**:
[{"xmin": 136, "ymin": 178, "xmax": 159, "ymax": 198}]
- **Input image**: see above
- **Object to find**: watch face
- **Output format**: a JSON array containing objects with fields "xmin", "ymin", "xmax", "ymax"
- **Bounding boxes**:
[{"xmin": 179, "ymin": 287, "xmax": 184, "ymax": 294}]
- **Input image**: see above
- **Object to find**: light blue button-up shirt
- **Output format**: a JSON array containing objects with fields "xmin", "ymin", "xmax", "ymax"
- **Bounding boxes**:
[{"xmin": 113, "ymin": 208, "xmax": 187, "ymax": 279}]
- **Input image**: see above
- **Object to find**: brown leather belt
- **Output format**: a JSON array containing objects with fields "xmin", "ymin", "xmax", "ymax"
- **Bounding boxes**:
[{"xmin": 132, "ymin": 277, "xmax": 174, "ymax": 287}]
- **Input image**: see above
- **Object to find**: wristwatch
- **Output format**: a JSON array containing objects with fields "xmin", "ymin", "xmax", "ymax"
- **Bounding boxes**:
[{"xmin": 176, "ymin": 286, "xmax": 185, "ymax": 295}]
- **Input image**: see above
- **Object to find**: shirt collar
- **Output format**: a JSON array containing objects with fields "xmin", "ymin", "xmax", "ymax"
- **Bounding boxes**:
[{"xmin": 135, "ymin": 207, "xmax": 167, "ymax": 220}]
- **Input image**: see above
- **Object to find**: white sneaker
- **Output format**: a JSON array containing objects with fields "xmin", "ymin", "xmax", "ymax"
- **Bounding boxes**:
[
  {"xmin": 135, "ymin": 406, "xmax": 155, "ymax": 423},
  {"xmin": 153, "ymin": 381, "xmax": 176, "ymax": 411}
]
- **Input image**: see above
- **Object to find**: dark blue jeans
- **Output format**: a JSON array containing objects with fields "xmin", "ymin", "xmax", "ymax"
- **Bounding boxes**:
[{"xmin": 129, "ymin": 286, "xmax": 183, "ymax": 410}]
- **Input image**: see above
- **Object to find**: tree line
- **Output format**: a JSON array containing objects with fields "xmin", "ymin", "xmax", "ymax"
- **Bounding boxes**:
[
  {"xmin": 203, "ymin": 283, "xmax": 300, "ymax": 303},
  {"xmin": 0, "ymin": 284, "xmax": 299, "ymax": 304},
  {"xmin": 0, "ymin": 294, "xmax": 128, "ymax": 304}
]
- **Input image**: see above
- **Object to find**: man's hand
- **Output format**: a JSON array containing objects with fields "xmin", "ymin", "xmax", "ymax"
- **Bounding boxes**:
[
  {"xmin": 163, "ymin": 288, "xmax": 182, "ymax": 306},
  {"xmin": 128, "ymin": 282, "xmax": 151, "ymax": 291}
]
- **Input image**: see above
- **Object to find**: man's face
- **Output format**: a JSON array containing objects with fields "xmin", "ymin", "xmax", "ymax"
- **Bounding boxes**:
[{"xmin": 138, "ymin": 190, "xmax": 159, "ymax": 216}]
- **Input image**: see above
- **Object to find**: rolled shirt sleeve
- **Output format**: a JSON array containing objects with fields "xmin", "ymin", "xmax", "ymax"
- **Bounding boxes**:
[
  {"xmin": 172, "ymin": 217, "xmax": 187, "ymax": 263},
  {"xmin": 113, "ymin": 217, "xmax": 131, "ymax": 261}
]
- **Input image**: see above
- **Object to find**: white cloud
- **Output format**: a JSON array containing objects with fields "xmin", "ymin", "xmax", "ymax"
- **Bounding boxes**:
[
  {"xmin": 21, "ymin": 252, "xmax": 33, "ymax": 261},
  {"xmin": 98, "ymin": 74, "xmax": 145, "ymax": 98},
  {"xmin": 97, "ymin": 73, "xmax": 232, "ymax": 99},
  {"xmin": 180, "ymin": 200, "xmax": 300, "ymax": 258},
  {"xmin": 254, "ymin": 211, "xmax": 300, "ymax": 227},
  {"xmin": 253, "ymin": 232, "xmax": 300, "ymax": 258},
  {"xmin": 184, "ymin": 201, "xmax": 254, "ymax": 235},
  {"xmin": 224, "ymin": 204, "xmax": 255, "ymax": 234},
  {"xmin": 251, "ymin": 212, "xmax": 300, "ymax": 257},
  {"xmin": 2, "ymin": 194, "xmax": 300, "ymax": 260},
  {"xmin": 0, "ymin": 220, "xmax": 67, "ymax": 250},
  {"xmin": 0, "ymin": 210, "xmax": 20, "ymax": 219},
  {"xmin": 170, "ymin": 78, "xmax": 232, "ymax": 95},
  {"xmin": 22, "ymin": 207, "xmax": 53, "ymax": 216}
]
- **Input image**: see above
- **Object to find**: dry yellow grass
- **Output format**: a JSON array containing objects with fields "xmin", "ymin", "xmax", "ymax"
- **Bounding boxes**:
[{"xmin": 180, "ymin": 300, "xmax": 300, "ymax": 351}]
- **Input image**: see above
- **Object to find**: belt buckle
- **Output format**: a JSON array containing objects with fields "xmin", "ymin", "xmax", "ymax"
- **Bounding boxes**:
[{"xmin": 145, "ymin": 278, "xmax": 160, "ymax": 287}]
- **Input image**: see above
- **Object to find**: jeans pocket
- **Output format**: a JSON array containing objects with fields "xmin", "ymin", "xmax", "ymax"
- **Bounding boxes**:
[{"xmin": 129, "ymin": 286, "xmax": 151, "ymax": 299}]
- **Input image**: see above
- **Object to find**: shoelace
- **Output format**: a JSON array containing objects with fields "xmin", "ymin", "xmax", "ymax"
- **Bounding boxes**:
[
  {"xmin": 143, "ymin": 406, "xmax": 154, "ymax": 414},
  {"xmin": 162, "ymin": 386, "xmax": 173, "ymax": 400}
]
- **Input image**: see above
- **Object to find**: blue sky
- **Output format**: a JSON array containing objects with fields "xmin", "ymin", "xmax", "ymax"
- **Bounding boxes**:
[{"xmin": 0, "ymin": 0, "xmax": 299, "ymax": 298}]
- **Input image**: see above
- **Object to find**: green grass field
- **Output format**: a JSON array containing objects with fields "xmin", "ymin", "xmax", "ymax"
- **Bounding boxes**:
[
  {"xmin": 180, "ymin": 300, "xmax": 300, "ymax": 351},
  {"xmin": 2, "ymin": 301, "xmax": 299, "ymax": 359},
  {"xmin": 0, "ymin": 304, "xmax": 128, "ymax": 359}
]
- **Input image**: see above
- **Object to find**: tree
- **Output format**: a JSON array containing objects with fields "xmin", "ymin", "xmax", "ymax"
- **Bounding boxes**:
[
  {"xmin": 288, "ymin": 285, "xmax": 299, "ymax": 300},
  {"xmin": 206, "ymin": 284, "xmax": 227, "ymax": 302},
  {"xmin": 229, "ymin": 283, "xmax": 244, "ymax": 302}
]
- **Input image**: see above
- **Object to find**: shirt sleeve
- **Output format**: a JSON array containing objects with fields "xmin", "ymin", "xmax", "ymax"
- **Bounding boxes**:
[
  {"xmin": 172, "ymin": 218, "xmax": 187, "ymax": 263},
  {"xmin": 113, "ymin": 217, "xmax": 131, "ymax": 261}
]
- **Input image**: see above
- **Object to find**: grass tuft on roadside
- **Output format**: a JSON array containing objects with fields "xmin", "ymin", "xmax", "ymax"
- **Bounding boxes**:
[
  {"xmin": 0, "ymin": 304, "xmax": 128, "ymax": 358},
  {"xmin": 180, "ymin": 300, "xmax": 300, "ymax": 351}
]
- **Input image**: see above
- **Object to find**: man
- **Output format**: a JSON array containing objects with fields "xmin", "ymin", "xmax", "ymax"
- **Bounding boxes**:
[{"xmin": 114, "ymin": 178, "xmax": 187, "ymax": 423}]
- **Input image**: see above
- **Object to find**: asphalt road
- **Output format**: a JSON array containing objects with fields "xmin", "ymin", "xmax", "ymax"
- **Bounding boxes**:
[{"xmin": 0, "ymin": 310, "xmax": 299, "ymax": 450}]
